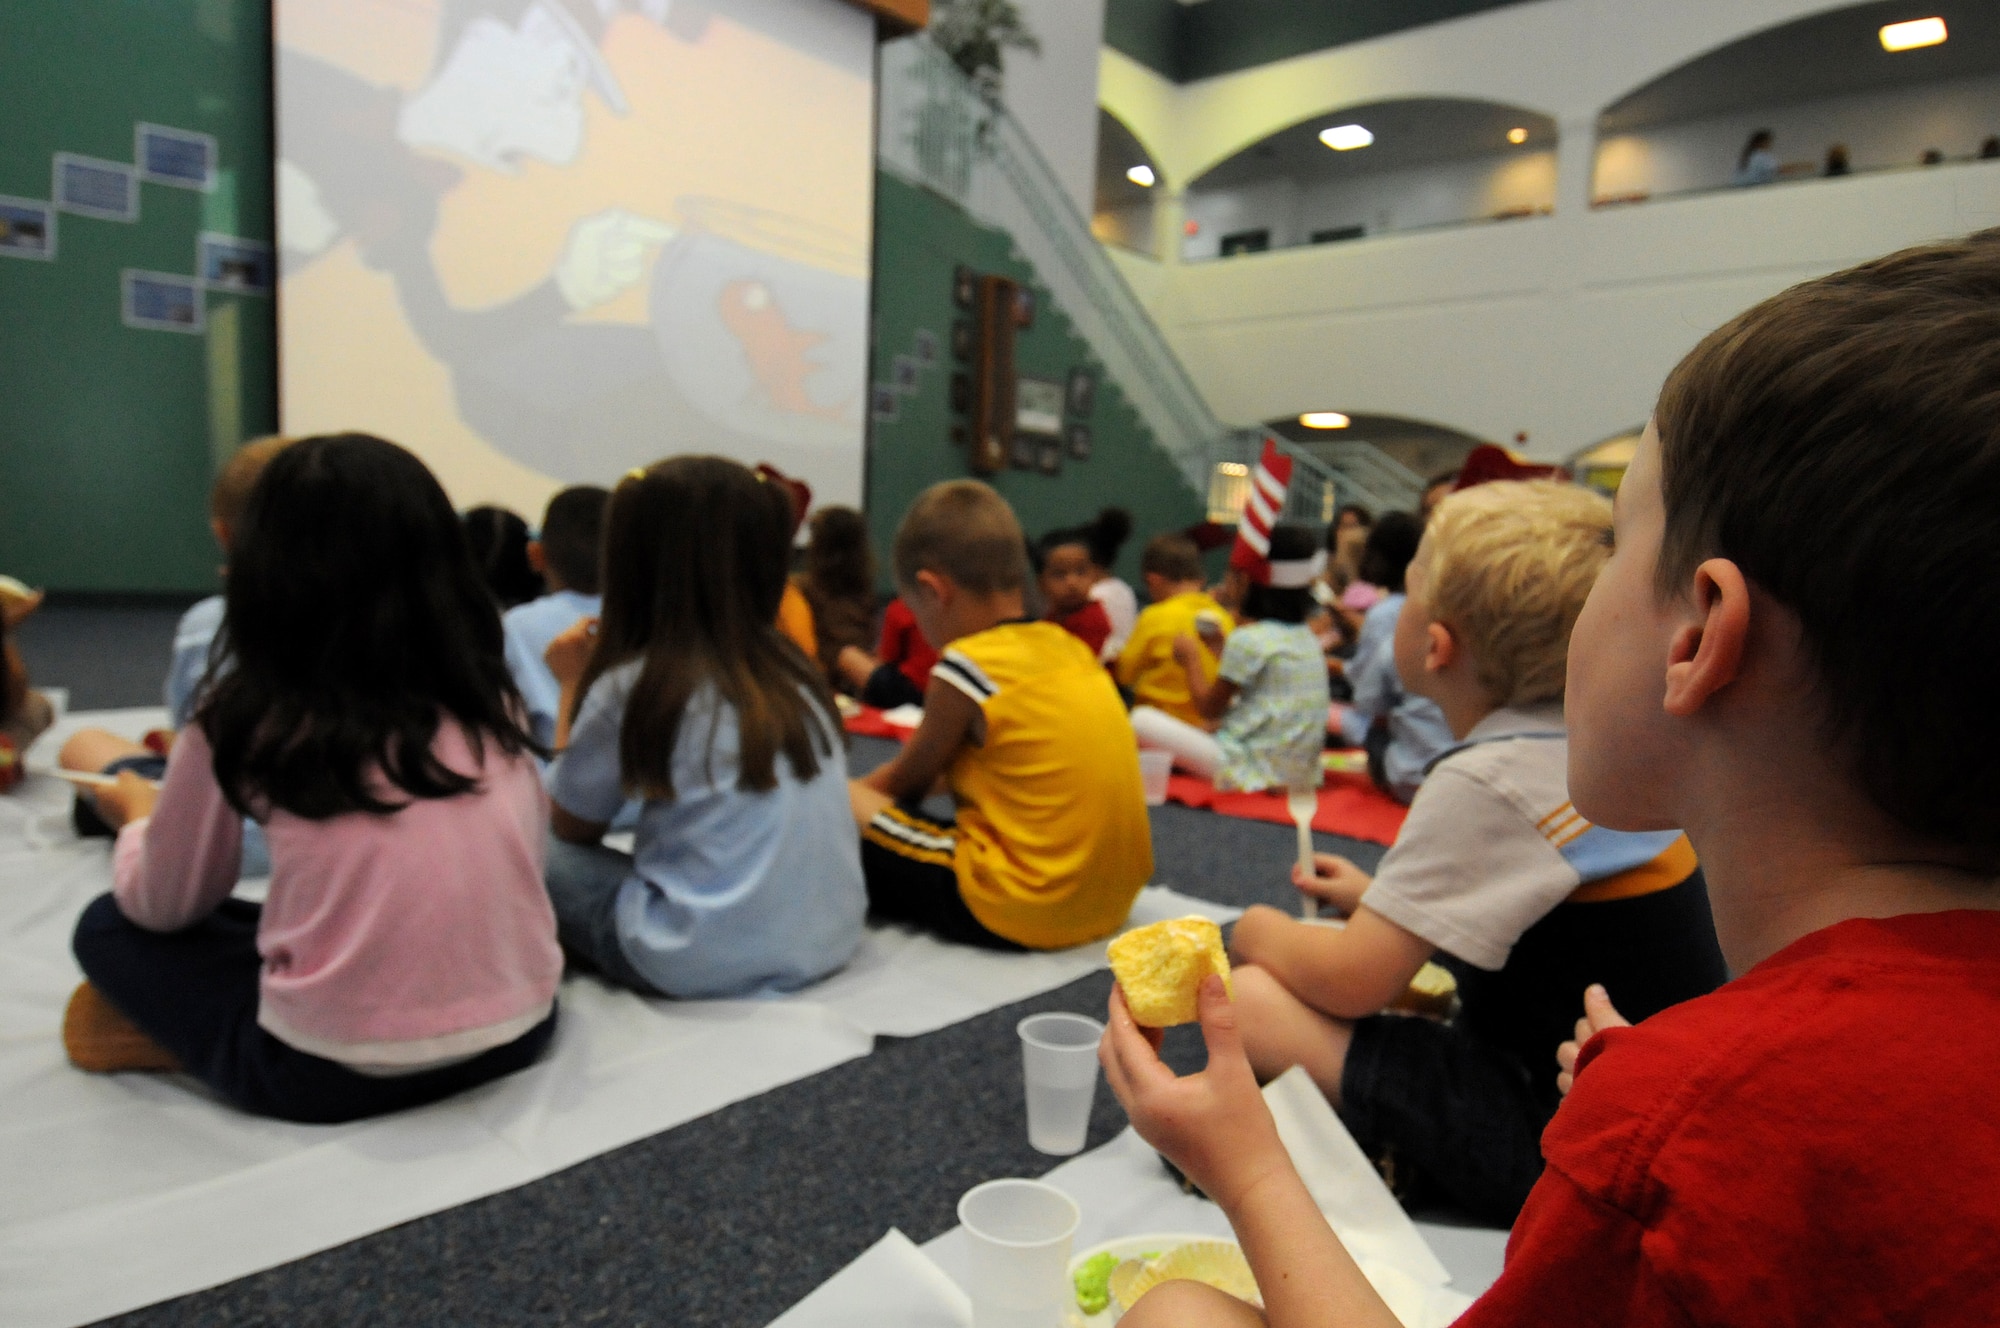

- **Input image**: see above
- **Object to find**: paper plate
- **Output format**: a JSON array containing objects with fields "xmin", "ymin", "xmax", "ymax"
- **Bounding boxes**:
[{"xmin": 1065, "ymin": 1233, "xmax": 1250, "ymax": 1325}]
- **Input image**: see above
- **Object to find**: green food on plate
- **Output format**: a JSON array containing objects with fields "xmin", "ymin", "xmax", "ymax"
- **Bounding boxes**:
[{"xmin": 1074, "ymin": 1252, "xmax": 1118, "ymax": 1314}]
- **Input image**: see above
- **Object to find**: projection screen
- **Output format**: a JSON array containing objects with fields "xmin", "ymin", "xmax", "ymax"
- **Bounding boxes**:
[{"xmin": 274, "ymin": 0, "xmax": 875, "ymax": 516}]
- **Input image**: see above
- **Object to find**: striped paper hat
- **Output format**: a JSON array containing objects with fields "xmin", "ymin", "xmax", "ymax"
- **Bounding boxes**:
[{"xmin": 1230, "ymin": 438, "xmax": 1324, "ymax": 586}]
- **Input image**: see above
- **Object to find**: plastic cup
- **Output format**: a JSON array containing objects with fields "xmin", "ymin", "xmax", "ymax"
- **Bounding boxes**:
[
  {"xmin": 1018, "ymin": 1012, "xmax": 1104, "ymax": 1156},
  {"xmin": 957, "ymin": 1178, "xmax": 1081, "ymax": 1328},
  {"xmin": 1137, "ymin": 749, "xmax": 1174, "ymax": 806}
]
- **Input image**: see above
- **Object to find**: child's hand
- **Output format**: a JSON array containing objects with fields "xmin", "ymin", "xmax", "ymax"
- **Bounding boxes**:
[
  {"xmin": 1555, "ymin": 984, "xmax": 1631, "ymax": 1095},
  {"xmin": 544, "ymin": 617, "xmax": 599, "ymax": 687},
  {"xmin": 1100, "ymin": 976, "xmax": 1293, "ymax": 1213},
  {"xmin": 0, "ymin": 580, "xmax": 42, "ymax": 629},
  {"xmin": 1293, "ymin": 852, "xmax": 1372, "ymax": 916},
  {"xmin": 93, "ymin": 769, "xmax": 160, "ymax": 830}
]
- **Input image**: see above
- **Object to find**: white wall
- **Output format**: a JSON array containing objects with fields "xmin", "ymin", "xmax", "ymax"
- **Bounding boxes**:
[
  {"xmin": 1594, "ymin": 70, "xmax": 2000, "ymax": 199},
  {"xmin": 999, "ymin": 0, "xmax": 1108, "ymax": 217},
  {"xmin": 1097, "ymin": 0, "xmax": 2000, "ymax": 458},
  {"xmin": 1182, "ymin": 148, "xmax": 1558, "ymax": 259}
]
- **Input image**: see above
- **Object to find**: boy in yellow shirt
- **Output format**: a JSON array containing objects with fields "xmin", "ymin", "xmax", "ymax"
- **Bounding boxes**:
[
  {"xmin": 1115, "ymin": 533, "xmax": 1232, "ymax": 724},
  {"xmin": 849, "ymin": 481, "xmax": 1153, "ymax": 950}
]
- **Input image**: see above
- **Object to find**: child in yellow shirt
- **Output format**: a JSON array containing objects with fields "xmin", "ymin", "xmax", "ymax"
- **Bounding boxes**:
[
  {"xmin": 1115, "ymin": 533, "xmax": 1232, "ymax": 724},
  {"xmin": 849, "ymin": 481, "xmax": 1153, "ymax": 950}
]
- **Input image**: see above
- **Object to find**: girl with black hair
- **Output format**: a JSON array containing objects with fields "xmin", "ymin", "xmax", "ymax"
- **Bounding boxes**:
[
  {"xmin": 1081, "ymin": 507, "xmax": 1137, "ymax": 660},
  {"xmin": 65, "ymin": 434, "xmax": 562, "ymax": 1121},
  {"xmin": 1130, "ymin": 524, "xmax": 1332, "ymax": 792},
  {"xmin": 540, "ymin": 456, "xmax": 865, "ymax": 998},
  {"xmin": 463, "ymin": 504, "xmax": 545, "ymax": 610},
  {"xmin": 794, "ymin": 505, "xmax": 877, "ymax": 684}
]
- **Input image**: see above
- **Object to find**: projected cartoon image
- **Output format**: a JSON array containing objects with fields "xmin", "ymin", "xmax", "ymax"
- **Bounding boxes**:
[{"xmin": 275, "ymin": 0, "xmax": 873, "ymax": 507}]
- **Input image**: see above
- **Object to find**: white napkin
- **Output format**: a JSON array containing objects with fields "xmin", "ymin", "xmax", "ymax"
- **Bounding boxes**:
[
  {"xmin": 1264, "ymin": 1066, "xmax": 1476, "ymax": 1327},
  {"xmin": 880, "ymin": 704, "xmax": 925, "ymax": 729},
  {"xmin": 766, "ymin": 1229, "xmax": 970, "ymax": 1328}
]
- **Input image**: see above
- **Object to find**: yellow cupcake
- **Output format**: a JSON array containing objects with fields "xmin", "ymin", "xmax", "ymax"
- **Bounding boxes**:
[{"xmin": 1108, "ymin": 916, "xmax": 1232, "ymax": 1028}]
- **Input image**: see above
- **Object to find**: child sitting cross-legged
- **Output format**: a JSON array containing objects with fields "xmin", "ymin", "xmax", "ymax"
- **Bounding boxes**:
[
  {"xmin": 541, "ymin": 457, "xmax": 865, "ymax": 998},
  {"xmin": 1101, "ymin": 231, "xmax": 2000, "ymax": 1328},
  {"xmin": 1114, "ymin": 533, "xmax": 1233, "ymax": 725},
  {"xmin": 1034, "ymin": 523, "xmax": 1115, "ymax": 657},
  {"xmin": 1129, "ymin": 524, "xmax": 1330, "ymax": 792},
  {"xmin": 65, "ymin": 434, "xmax": 561, "ymax": 1121},
  {"xmin": 1219, "ymin": 480, "xmax": 1728, "ymax": 1224},
  {"xmin": 849, "ymin": 480, "xmax": 1152, "ymax": 950}
]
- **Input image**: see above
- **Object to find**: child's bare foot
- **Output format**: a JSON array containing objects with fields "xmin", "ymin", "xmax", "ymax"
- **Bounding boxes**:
[{"xmin": 62, "ymin": 983, "xmax": 182, "ymax": 1073}]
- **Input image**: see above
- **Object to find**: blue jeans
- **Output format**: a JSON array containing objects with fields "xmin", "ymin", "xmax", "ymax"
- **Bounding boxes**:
[
  {"xmin": 71, "ymin": 894, "xmax": 557, "ymax": 1123},
  {"xmin": 543, "ymin": 838, "xmax": 658, "ymax": 993}
]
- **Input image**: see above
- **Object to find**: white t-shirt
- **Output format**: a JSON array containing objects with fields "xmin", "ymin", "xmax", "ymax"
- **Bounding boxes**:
[
  {"xmin": 1090, "ymin": 577, "xmax": 1138, "ymax": 662},
  {"xmin": 1360, "ymin": 704, "xmax": 1685, "ymax": 971}
]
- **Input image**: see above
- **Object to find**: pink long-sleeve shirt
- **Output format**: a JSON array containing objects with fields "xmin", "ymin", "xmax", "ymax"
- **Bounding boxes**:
[{"xmin": 112, "ymin": 723, "xmax": 562, "ymax": 1071}]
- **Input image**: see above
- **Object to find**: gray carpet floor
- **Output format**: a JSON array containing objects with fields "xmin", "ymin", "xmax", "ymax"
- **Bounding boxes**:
[{"xmin": 15, "ymin": 605, "xmax": 1411, "ymax": 1328}]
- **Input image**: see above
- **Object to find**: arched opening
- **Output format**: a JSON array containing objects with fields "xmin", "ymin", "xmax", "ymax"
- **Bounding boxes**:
[
  {"xmin": 1182, "ymin": 98, "xmax": 1558, "ymax": 261},
  {"xmin": 1093, "ymin": 108, "xmax": 1163, "ymax": 255},
  {"xmin": 1570, "ymin": 428, "xmax": 1644, "ymax": 494},
  {"xmin": 1593, "ymin": 1, "xmax": 2000, "ymax": 206}
]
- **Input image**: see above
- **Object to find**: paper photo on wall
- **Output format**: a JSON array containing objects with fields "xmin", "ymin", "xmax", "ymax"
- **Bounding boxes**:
[
  {"xmin": 53, "ymin": 154, "xmax": 137, "ymax": 222},
  {"xmin": 122, "ymin": 270, "xmax": 206, "ymax": 334},
  {"xmin": 0, "ymin": 197, "xmax": 56, "ymax": 261},
  {"xmin": 198, "ymin": 234, "xmax": 273, "ymax": 294},
  {"xmin": 137, "ymin": 123, "xmax": 217, "ymax": 191}
]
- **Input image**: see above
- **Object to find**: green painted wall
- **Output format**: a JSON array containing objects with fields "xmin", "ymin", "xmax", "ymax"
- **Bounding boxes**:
[
  {"xmin": 0, "ymin": 0, "xmax": 275, "ymax": 594},
  {"xmin": 866, "ymin": 172, "xmax": 1205, "ymax": 591},
  {"xmin": 1106, "ymin": 0, "xmax": 1539, "ymax": 83}
]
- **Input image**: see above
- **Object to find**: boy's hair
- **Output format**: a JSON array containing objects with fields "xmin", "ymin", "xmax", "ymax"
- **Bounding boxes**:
[
  {"xmin": 463, "ymin": 505, "xmax": 543, "ymax": 609},
  {"xmin": 1357, "ymin": 510, "xmax": 1423, "ymax": 593},
  {"xmin": 209, "ymin": 435, "xmax": 292, "ymax": 544},
  {"xmin": 1654, "ymin": 228, "xmax": 2000, "ymax": 857},
  {"xmin": 202, "ymin": 434, "xmax": 538, "ymax": 820},
  {"xmin": 579, "ymin": 456, "xmax": 837, "ymax": 802},
  {"xmin": 1083, "ymin": 507, "xmax": 1133, "ymax": 570},
  {"xmin": 1140, "ymin": 533, "xmax": 1203, "ymax": 584},
  {"xmin": 1423, "ymin": 480, "xmax": 1612, "ymax": 708},
  {"xmin": 1240, "ymin": 524, "xmax": 1319, "ymax": 625},
  {"xmin": 538, "ymin": 485, "xmax": 610, "ymax": 595},
  {"xmin": 892, "ymin": 480, "xmax": 1026, "ymax": 594}
]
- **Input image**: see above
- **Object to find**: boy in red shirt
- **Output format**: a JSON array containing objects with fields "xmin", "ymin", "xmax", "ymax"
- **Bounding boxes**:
[{"xmin": 1100, "ymin": 229, "xmax": 2000, "ymax": 1327}]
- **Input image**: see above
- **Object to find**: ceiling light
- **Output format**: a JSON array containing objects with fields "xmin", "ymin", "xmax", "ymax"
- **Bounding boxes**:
[
  {"xmin": 1880, "ymin": 17, "xmax": 1946, "ymax": 51},
  {"xmin": 1126, "ymin": 164, "xmax": 1156, "ymax": 187},
  {"xmin": 1299, "ymin": 411, "xmax": 1351, "ymax": 430},
  {"xmin": 1318, "ymin": 124, "xmax": 1373, "ymax": 152},
  {"xmin": 1507, "ymin": 126, "xmax": 1529, "ymax": 144}
]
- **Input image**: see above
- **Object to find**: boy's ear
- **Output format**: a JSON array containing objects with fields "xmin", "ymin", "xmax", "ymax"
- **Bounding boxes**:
[
  {"xmin": 1424, "ymin": 620, "xmax": 1458, "ymax": 676},
  {"xmin": 1662, "ymin": 558, "xmax": 1750, "ymax": 718},
  {"xmin": 913, "ymin": 568, "xmax": 950, "ymax": 607}
]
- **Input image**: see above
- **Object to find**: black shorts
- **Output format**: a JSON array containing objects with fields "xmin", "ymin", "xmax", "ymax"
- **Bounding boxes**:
[
  {"xmin": 859, "ymin": 805, "xmax": 1023, "ymax": 951},
  {"xmin": 861, "ymin": 664, "xmax": 926, "ymax": 711},
  {"xmin": 1339, "ymin": 1012, "xmax": 1551, "ymax": 1225}
]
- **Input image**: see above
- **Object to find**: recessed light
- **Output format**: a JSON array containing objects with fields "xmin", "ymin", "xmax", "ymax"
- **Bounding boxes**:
[
  {"xmin": 1318, "ymin": 124, "xmax": 1373, "ymax": 152},
  {"xmin": 1507, "ymin": 126, "xmax": 1529, "ymax": 145},
  {"xmin": 1880, "ymin": 17, "xmax": 1946, "ymax": 51},
  {"xmin": 1126, "ymin": 164, "xmax": 1156, "ymax": 187},
  {"xmin": 1299, "ymin": 412, "xmax": 1351, "ymax": 430}
]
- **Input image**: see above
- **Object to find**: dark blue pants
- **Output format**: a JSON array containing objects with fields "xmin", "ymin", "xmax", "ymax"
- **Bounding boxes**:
[{"xmin": 71, "ymin": 894, "xmax": 557, "ymax": 1124}]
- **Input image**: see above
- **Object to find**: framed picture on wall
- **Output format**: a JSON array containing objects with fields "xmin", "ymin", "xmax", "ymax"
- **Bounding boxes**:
[
  {"xmin": 871, "ymin": 384, "xmax": 899, "ymax": 422},
  {"xmin": 953, "ymin": 265, "xmax": 977, "ymax": 308},
  {"xmin": 1065, "ymin": 367, "xmax": 1096, "ymax": 418},
  {"xmin": 891, "ymin": 354, "xmax": 919, "ymax": 394},
  {"xmin": 1065, "ymin": 422, "xmax": 1093, "ymax": 462},
  {"xmin": 136, "ymin": 123, "xmax": 217, "ymax": 191},
  {"xmin": 1037, "ymin": 437, "xmax": 1063, "ymax": 475},
  {"xmin": 1013, "ymin": 285, "xmax": 1036, "ymax": 329},
  {"xmin": 122, "ymin": 270, "xmax": 205, "ymax": 334},
  {"xmin": 1010, "ymin": 431, "xmax": 1040, "ymax": 470},
  {"xmin": 1015, "ymin": 376, "xmax": 1063, "ymax": 437},
  {"xmin": 0, "ymin": 197, "xmax": 56, "ymax": 261},
  {"xmin": 913, "ymin": 328, "xmax": 939, "ymax": 365},
  {"xmin": 950, "ymin": 319, "xmax": 972, "ymax": 361},
  {"xmin": 949, "ymin": 371, "xmax": 971, "ymax": 413},
  {"xmin": 197, "ymin": 234, "xmax": 273, "ymax": 294},
  {"xmin": 53, "ymin": 154, "xmax": 137, "ymax": 222}
]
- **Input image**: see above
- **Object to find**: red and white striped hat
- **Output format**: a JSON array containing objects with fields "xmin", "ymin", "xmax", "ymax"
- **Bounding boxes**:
[{"xmin": 1230, "ymin": 438, "xmax": 1324, "ymax": 586}]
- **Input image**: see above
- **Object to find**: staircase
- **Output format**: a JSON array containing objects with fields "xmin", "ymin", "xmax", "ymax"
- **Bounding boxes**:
[{"xmin": 876, "ymin": 37, "xmax": 1420, "ymax": 524}]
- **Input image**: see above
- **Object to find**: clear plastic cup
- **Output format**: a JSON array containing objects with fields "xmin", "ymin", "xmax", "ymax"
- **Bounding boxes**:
[
  {"xmin": 1018, "ymin": 1012, "xmax": 1104, "ymax": 1156},
  {"xmin": 957, "ymin": 1178, "xmax": 1081, "ymax": 1328},
  {"xmin": 1137, "ymin": 749, "xmax": 1174, "ymax": 806}
]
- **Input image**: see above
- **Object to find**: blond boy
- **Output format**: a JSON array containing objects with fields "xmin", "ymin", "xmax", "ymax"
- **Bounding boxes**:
[
  {"xmin": 1215, "ymin": 481, "xmax": 1725, "ymax": 1223},
  {"xmin": 849, "ymin": 481, "xmax": 1152, "ymax": 950}
]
